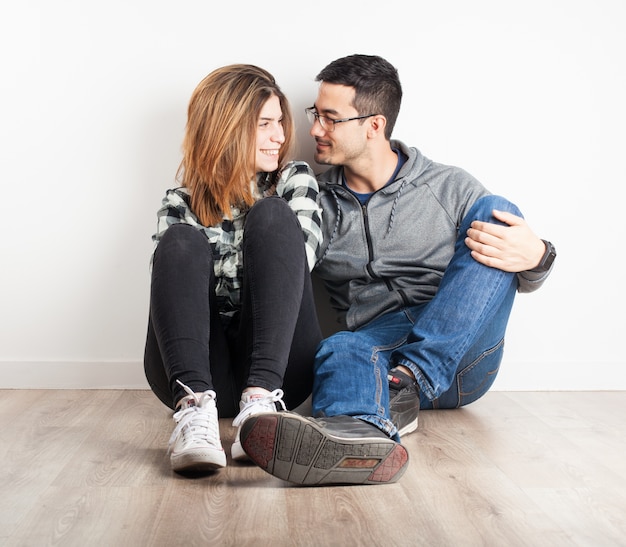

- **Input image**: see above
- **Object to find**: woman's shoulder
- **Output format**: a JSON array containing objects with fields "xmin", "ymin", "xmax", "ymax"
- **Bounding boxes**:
[
  {"xmin": 279, "ymin": 160, "xmax": 315, "ymax": 177},
  {"xmin": 157, "ymin": 187, "xmax": 196, "ymax": 222},
  {"xmin": 275, "ymin": 161, "xmax": 319, "ymax": 197},
  {"xmin": 161, "ymin": 186, "xmax": 190, "ymax": 205}
]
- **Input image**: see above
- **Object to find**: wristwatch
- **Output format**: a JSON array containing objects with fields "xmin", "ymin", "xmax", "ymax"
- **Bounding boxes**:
[{"xmin": 529, "ymin": 239, "xmax": 557, "ymax": 273}]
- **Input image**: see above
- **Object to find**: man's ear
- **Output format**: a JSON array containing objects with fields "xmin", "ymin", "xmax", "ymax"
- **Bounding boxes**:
[{"xmin": 367, "ymin": 114, "xmax": 387, "ymax": 139}]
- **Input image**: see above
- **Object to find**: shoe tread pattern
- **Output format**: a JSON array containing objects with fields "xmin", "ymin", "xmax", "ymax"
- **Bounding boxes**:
[
  {"xmin": 243, "ymin": 414, "xmax": 409, "ymax": 485},
  {"xmin": 368, "ymin": 444, "xmax": 409, "ymax": 482},
  {"xmin": 240, "ymin": 414, "xmax": 278, "ymax": 468}
]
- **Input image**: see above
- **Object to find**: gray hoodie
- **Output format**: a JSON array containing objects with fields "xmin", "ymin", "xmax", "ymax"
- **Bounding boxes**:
[{"xmin": 314, "ymin": 140, "xmax": 547, "ymax": 331}]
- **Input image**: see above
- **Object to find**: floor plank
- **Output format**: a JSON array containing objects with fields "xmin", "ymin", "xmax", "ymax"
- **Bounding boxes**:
[{"xmin": 1, "ymin": 390, "xmax": 624, "ymax": 546}]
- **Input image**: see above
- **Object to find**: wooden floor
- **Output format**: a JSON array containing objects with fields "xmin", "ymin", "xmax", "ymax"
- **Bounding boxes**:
[{"xmin": 0, "ymin": 390, "xmax": 624, "ymax": 546}]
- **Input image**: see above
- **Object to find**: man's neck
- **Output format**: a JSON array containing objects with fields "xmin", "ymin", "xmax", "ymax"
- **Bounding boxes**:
[{"xmin": 343, "ymin": 146, "xmax": 399, "ymax": 194}]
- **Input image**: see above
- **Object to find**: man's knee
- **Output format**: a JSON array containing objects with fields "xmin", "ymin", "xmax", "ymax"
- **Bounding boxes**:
[
  {"xmin": 470, "ymin": 195, "xmax": 523, "ymax": 222},
  {"xmin": 316, "ymin": 330, "xmax": 352, "ymax": 357},
  {"xmin": 315, "ymin": 330, "xmax": 370, "ymax": 370}
]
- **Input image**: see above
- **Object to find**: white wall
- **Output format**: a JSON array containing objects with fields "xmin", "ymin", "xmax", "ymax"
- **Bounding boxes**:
[{"xmin": 1, "ymin": 0, "xmax": 624, "ymax": 390}]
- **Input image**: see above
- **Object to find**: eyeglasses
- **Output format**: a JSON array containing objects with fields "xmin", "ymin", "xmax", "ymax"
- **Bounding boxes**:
[{"xmin": 305, "ymin": 107, "xmax": 377, "ymax": 132}]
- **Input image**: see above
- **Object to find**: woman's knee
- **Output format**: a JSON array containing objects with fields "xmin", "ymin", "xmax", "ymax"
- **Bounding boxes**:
[
  {"xmin": 154, "ymin": 224, "xmax": 211, "ymax": 265},
  {"xmin": 151, "ymin": 224, "xmax": 214, "ymax": 293},
  {"xmin": 245, "ymin": 196, "xmax": 297, "ymax": 231}
]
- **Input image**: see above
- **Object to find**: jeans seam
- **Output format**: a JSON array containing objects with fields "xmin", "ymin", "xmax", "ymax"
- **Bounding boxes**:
[
  {"xmin": 372, "ymin": 335, "xmax": 407, "ymax": 424},
  {"xmin": 456, "ymin": 337, "xmax": 505, "ymax": 406}
]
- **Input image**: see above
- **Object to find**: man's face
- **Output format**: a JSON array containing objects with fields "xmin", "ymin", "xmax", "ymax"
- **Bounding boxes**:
[{"xmin": 310, "ymin": 82, "xmax": 370, "ymax": 167}]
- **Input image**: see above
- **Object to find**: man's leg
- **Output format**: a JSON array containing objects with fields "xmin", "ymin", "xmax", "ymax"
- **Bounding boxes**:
[
  {"xmin": 312, "ymin": 309, "xmax": 418, "ymax": 438},
  {"xmin": 391, "ymin": 195, "xmax": 520, "ymax": 406},
  {"xmin": 430, "ymin": 282, "xmax": 516, "ymax": 408},
  {"xmin": 240, "ymin": 310, "xmax": 412, "ymax": 485}
]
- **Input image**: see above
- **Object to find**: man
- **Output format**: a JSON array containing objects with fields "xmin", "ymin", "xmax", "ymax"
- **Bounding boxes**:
[{"xmin": 240, "ymin": 54, "xmax": 556, "ymax": 486}]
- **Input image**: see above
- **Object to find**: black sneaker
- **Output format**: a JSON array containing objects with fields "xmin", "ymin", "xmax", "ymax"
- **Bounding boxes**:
[
  {"xmin": 388, "ymin": 368, "xmax": 420, "ymax": 437},
  {"xmin": 240, "ymin": 413, "xmax": 409, "ymax": 486}
]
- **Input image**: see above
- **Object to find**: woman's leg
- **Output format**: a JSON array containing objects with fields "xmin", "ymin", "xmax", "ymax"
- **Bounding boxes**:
[
  {"xmin": 143, "ymin": 223, "xmax": 238, "ymax": 416},
  {"xmin": 233, "ymin": 197, "xmax": 322, "ymax": 410}
]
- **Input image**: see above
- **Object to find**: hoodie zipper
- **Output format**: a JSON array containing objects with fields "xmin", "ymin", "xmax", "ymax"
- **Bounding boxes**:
[
  {"xmin": 362, "ymin": 202, "xmax": 396, "ymax": 292},
  {"xmin": 362, "ymin": 204, "xmax": 375, "ymax": 276},
  {"xmin": 362, "ymin": 197, "xmax": 412, "ymax": 307}
]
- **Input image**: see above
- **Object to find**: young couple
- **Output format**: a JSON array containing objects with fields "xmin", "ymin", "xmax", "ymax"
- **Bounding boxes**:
[{"xmin": 144, "ymin": 55, "xmax": 556, "ymax": 486}]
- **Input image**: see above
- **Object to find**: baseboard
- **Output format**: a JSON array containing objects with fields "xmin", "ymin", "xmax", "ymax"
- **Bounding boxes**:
[
  {"xmin": 0, "ymin": 360, "xmax": 623, "ymax": 390},
  {"xmin": 491, "ymin": 360, "xmax": 624, "ymax": 391},
  {"xmin": 0, "ymin": 361, "xmax": 150, "ymax": 389}
]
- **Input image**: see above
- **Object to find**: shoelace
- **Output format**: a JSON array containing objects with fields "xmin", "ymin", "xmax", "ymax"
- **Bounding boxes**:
[
  {"xmin": 232, "ymin": 389, "xmax": 286, "ymax": 427},
  {"xmin": 168, "ymin": 380, "xmax": 220, "ymax": 450}
]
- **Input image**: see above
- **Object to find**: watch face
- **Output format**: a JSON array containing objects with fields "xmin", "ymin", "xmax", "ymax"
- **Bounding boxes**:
[
  {"xmin": 531, "ymin": 240, "xmax": 556, "ymax": 272},
  {"xmin": 542, "ymin": 242, "xmax": 556, "ymax": 271}
]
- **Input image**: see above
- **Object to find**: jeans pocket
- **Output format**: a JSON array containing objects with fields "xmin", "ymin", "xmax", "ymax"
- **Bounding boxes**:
[{"xmin": 456, "ymin": 338, "xmax": 505, "ymax": 407}]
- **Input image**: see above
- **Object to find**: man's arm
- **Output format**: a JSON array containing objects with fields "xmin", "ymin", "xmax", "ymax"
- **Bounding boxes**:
[
  {"xmin": 465, "ymin": 209, "xmax": 555, "ymax": 293},
  {"xmin": 464, "ymin": 209, "xmax": 548, "ymax": 272}
]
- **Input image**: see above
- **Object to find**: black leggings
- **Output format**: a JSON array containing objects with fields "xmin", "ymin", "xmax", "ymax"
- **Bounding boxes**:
[{"xmin": 144, "ymin": 196, "xmax": 322, "ymax": 417}]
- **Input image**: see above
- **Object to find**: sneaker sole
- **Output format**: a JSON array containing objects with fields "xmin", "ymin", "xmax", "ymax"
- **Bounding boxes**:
[
  {"xmin": 397, "ymin": 418, "xmax": 418, "ymax": 437},
  {"xmin": 170, "ymin": 448, "xmax": 227, "ymax": 473},
  {"xmin": 241, "ymin": 413, "xmax": 409, "ymax": 485},
  {"xmin": 231, "ymin": 439, "xmax": 250, "ymax": 461}
]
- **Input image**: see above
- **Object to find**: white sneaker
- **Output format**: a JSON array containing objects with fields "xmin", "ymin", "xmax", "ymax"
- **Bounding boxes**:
[
  {"xmin": 231, "ymin": 389, "xmax": 286, "ymax": 461},
  {"xmin": 168, "ymin": 380, "xmax": 227, "ymax": 472}
]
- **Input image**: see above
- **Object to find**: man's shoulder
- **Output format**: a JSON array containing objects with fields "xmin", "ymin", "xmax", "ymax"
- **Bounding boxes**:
[
  {"xmin": 402, "ymin": 151, "xmax": 480, "ymax": 188},
  {"xmin": 316, "ymin": 166, "xmax": 343, "ymax": 189}
]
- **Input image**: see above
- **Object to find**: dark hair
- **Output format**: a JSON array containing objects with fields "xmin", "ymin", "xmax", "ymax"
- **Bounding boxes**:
[{"xmin": 315, "ymin": 54, "xmax": 402, "ymax": 139}]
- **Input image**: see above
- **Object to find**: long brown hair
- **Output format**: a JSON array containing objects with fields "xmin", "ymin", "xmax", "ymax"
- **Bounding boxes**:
[{"xmin": 177, "ymin": 64, "xmax": 295, "ymax": 226}]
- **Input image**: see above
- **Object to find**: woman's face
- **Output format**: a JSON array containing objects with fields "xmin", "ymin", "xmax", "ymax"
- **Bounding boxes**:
[{"xmin": 255, "ymin": 94, "xmax": 285, "ymax": 173}]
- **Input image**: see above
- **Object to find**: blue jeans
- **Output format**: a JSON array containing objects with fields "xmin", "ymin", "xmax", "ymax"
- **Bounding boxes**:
[{"xmin": 312, "ymin": 195, "xmax": 520, "ymax": 439}]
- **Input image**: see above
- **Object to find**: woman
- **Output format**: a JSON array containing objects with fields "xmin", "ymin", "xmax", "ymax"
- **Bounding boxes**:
[{"xmin": 144, "ymin": 64, "xmax": 323, "ymax": 473}]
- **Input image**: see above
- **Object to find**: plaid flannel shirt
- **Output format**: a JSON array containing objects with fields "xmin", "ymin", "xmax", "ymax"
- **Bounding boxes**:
[{"xmin": 151, "ymin": 160, "xmax": 322, "ymax": 319}]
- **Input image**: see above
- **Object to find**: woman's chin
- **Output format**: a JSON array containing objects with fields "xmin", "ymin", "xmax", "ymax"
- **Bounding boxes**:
[{"xmin": 257, "ymin": 160, "xmax": 279, "ymax": 173}]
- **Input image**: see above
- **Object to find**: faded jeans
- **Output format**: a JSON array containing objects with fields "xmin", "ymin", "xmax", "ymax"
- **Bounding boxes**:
[{"xmin": 312, "ymin": 195, "xmax": 520, "ymax": 439}]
